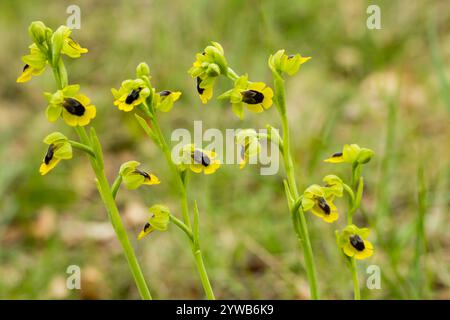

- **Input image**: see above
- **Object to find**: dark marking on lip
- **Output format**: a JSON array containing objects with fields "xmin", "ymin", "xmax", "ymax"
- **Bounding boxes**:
[
  {"xmin": 44, "ymin": 144, "xmax": 56, "ymax": 165},
  {"xmin": 126, "ymin": 88, "xmax": 142, "ymax": 104},
  {"xmin": 350, "ymin": 235, "xmax": 365, "ymax": 251},
  {"xmin": 134, "ymin": 168, "xmax": 151, "ymax": 180},
  {"xmin": 196, "ymin": 77, "xmax": 205, "ymax": 95},
  {"xmin": 192, "ymin": 149, "xmax": 211, "ymax": 167},
  {"xmin": 241, "ymin": 90, "xmax": 264, "ymax": 104},
  {"xmin": 318, "ymin": 197, "xmax": 331, "ymax": 215},
  {"xmin": 158, "ymin": 90, "xmax": 171, "ymax": 97},
  {"xmin": 63, "ymin": 98, "xmax": 86, "ymax": 116}
]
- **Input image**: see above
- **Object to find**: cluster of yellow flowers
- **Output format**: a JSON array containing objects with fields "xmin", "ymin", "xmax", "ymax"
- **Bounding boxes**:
[
  {"xmin": 188, "ymin": 42, "xmax": 376, "ymax": 263},
  {"xmin": 302, "ymin": 144, "xmax": 375, "ymax": 260},
  {"xmin": 17, "ymin": 22, "xmax": 169, "ymax": 242}
]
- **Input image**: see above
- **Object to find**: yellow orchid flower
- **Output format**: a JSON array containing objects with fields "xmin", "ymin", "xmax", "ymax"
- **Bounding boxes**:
[
  {"xmin": 111, "ymin": 79, "xmax": 150, "ymax": 112},
  {"xmin": 39, "ymin": 132, "xmax": 72, "ymax": 175},
  {"xmin": 119, "ymin": 161, "xmax": 160, "ymax": 190},
  {"xmin": 138, "ymin": 205, "xmax": 170, "ymax": 240},
  {"xmin": 301, "ymin": 184, "xmax": 339, "ymax": 223},
  {"xmin": 44, "ymin": 84, "xmax": 96, "ymax": 126},
  {"xmin": 180, "ymin": 144, "xmax": 221, "ymax": 175},
  {"xmin": 336, "ymin": 224, "xmax": 374, "ymax": 260}
]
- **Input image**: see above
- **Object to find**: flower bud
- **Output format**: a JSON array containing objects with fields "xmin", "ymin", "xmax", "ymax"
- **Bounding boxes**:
[
  {"xmin": 136, "ymin": 62, "xmax": 150, "ymax": 78},
  {"xmin": 357, "ymin": 148, "xmax": 374, "ymax": 164},
  {"xmin": 269, "ymin": 49, "xmax": 310, "ymax": 76},
  {"xmin": 29, "ymin": 21, "xmax": 47, "ymax": 45}
]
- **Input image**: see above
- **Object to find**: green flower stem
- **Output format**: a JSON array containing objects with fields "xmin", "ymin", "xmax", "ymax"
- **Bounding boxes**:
[
  {"xmin": 69, "ymin": 140, "xmax": 96, "ymax": 158},
  {"xmin": 141, "ymin": 108, "xmax": 215, "ymax": 300},
  {"xmin": 272, "ymin": 71, "xmax": 319, "ymax": 300},
  {"xmin": 350, "ymin": 258, "xmax": 361, "ymax": 300},
  {"xmin": 75, "ymin": 126, "xmax": 152, "ymax": 300},
  {"xmin": 51, "ymin": 60, "xmax": 152, "ymax": 300},
  {"xmin": 169, "ymin": 214, "xmax": 194, "ymax": 242},
  {"xmin": 226, "ymin": 67, "xmax": 239, "ymax": 81},
  {"xmin": 347, "ymin": 166, "xmax": 361, "ymax": 300}
]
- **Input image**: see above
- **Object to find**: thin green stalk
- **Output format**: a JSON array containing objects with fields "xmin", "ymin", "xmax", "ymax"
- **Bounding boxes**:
[
  {"xmin": 169, "ymin": 214, "xmax": 194, "ymax": 242},
  {"xmin": 273, "ymin": 72, "xmax": 319, "ymax": 300},
  {"xmin": 413, "ymin": 164, "xmax": 428, "ymax": 299},
  {"xmin": 69, "ymin": 140, "xmax": 95, "ymax": 158},
  {"xmin": 226, "ymin": 66, "xmax": 319, "ymax": 298},
  {"xmin": 75, "ymin": 123, "xmax": 152, "ymax": 301},
  {"xmin": 350, "ymin": 258, "xmax": 361, "ymax": 300},
  {"xmin": 427, "ymin": 9, "xmax": 450, "ymax": 116},
  {"xmin": 143, "ymin": 110, "xmax": 215, "ymax": 300},
  {"xmin": 51, "ymin": 60, "xmax": 152, "ymax": 300},
  {"xmin": 347, "ymin": 166, "xmax": 361, "ymax": 300}
]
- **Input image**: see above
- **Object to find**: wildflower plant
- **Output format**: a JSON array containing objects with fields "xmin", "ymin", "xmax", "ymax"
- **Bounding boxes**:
[
  {"xmin": 19, "ymin": 19, "xmax": 378, "ymax": 300},
  {"xmin": 189, "ymin": 43, "xmax": 320, "ymax": 298},
  {"xmin": 326, "ymin": 144, "xmax": 375, "ymax": 299},
  {"xmin": 112, "ymin": 63, "xmax": 216, "ymax": 299},
  {"xmin": 18, "ymin": 21, "xmax": 158, "ymax": 299},
  {"xmin": 189, "ymin": 43, "xmax": 376, "ymax": 300}
]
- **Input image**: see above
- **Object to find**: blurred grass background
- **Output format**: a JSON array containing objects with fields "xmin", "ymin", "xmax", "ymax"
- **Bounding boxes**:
[{"xmin": 0, "ymin": 0, "xmax": 449, "ymax": 299}]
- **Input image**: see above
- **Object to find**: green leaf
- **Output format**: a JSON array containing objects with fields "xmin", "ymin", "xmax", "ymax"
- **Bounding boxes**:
[
  {"xmin": 354, "ymin": 177, "xmax": 364, "ymax": 210},
  {"xmin": 135, "ymin": 114, "xmax": 159, "ymax": 144}
]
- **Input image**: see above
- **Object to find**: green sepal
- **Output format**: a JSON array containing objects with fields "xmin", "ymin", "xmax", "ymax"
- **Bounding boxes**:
[{"xmin": 44, "ymin": 131, "xmax": 68, "ymax": 144}]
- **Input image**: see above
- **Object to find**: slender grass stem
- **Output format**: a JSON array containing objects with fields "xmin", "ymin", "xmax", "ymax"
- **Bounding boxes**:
[
  {"xmin": 51, "ymin": 60, "xmax": 152, "ymax": 300},
  {"xmin": 413, "ymin": 164, "xmax": 428, "ymax": 299}
]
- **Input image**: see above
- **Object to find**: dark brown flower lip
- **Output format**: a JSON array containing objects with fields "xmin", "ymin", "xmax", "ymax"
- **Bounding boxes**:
[
  {"xmin": 241, "ymin": 90, "xmax": 264, "ymax": 104},
  {"xmin": 23, "ymin": 64, "xmax": 30, "ymax": 72},
  {"xmin": 350, "ymin": 234, "xmax": 365, "ymax": 251},
  {"xmin": 196, "ymin": 77, "xmax": 205, "ymax": 95},
  {"xmin": 125, "ymin": 87, "xmax": 142, "ymax": 104},
  {"xmin": 134, "ymin": 168, "xmax": 151, "ymax": 180},
  {"xmin": 317, "ymin": 197, "xmax": 331, "ymax": 215},
  {"xmin": 331, "ymin": 152, "xmax": 343, "ymax": 158},
  {"xmin": 63, "ymin": 97, "xmax": 86, "ymax": 116},
  {"xmin": 44, "ymin": 143, "xmax": 56, "ymax": 165},
  {"xmin": 158, "ymin": 90, "xmax": 171, "ymax": 97}
]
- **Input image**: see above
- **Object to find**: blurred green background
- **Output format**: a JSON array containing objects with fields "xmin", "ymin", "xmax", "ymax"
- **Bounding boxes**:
[{"xmin": 0, "ymin": 0, "xmax": 449, "ymax": 299}]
